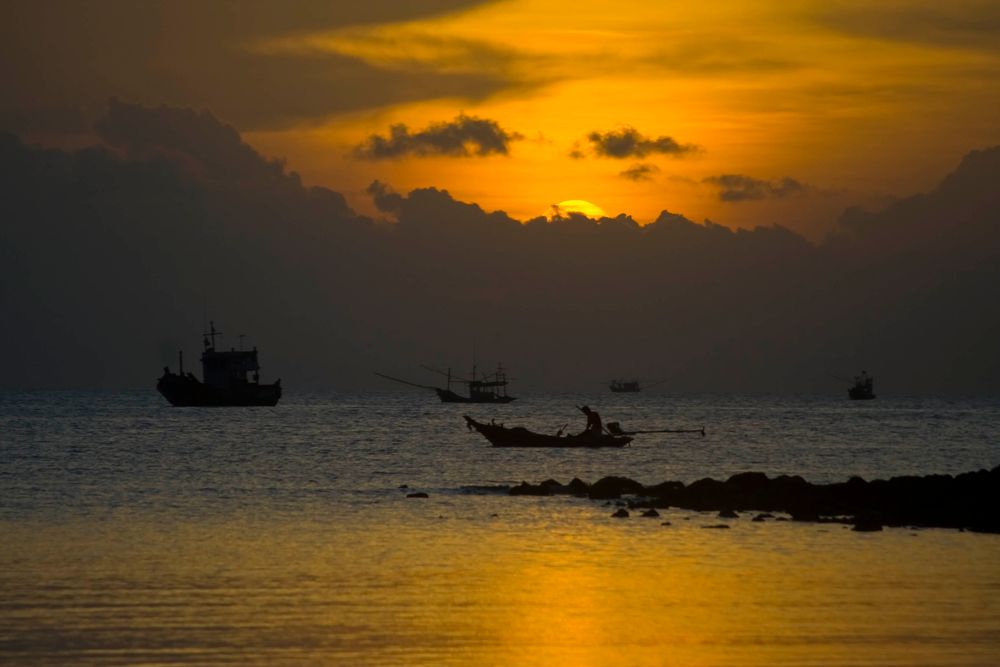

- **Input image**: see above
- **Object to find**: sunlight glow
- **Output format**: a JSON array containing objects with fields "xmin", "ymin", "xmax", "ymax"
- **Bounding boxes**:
[{"xmin": 553, "ymin": 200, "xmax": 606, "ymax": 218}]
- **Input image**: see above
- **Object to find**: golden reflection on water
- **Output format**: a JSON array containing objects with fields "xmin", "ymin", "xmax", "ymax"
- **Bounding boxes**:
[{"xmin": 2, "ymin": 501, "xmax": 999, "ymax": 666}]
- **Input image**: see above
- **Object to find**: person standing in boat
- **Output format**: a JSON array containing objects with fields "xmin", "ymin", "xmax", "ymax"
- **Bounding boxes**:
[{"xmin": 579, "ymin": 405, "xmax": 603, "ymax": 437}]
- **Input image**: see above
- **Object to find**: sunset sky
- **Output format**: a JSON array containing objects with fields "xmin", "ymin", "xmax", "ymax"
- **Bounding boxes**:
[
  {"xmin": 3, "ymin": 1, "xmax": 1000, "ymax": 392},
  {"xmin": 5, "ymin": 0, "xmax": 1000, "ymax": 239}
]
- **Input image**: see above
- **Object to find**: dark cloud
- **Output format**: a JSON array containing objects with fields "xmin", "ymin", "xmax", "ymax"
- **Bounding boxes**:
[
  {"xmin": 703, "ymin": 174, "xmax": 807, "ymax": 202},
  {"xmin": 620, "ymin": 163, "xmax": 660, "ymax": 181},
  {"xmin": 813, "ymin": 2, "xmax": 1000, "ymax": 52},
  {"xmin": 353, "ymin": 114, "xmax": 523, "ymax": 159},
  {"xmin": 586, "ymin": 126, "xmax": 700, "ymax": 159},
  {"xmin": 0, "ymin": 0, "xmax": 509, "ymax": 134},
  {"xmin": 2, "ymin": 101, "xmax": 998, "ymax": 393}
]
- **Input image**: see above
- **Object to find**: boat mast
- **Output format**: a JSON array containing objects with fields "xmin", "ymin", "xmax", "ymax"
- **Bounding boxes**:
[{"xmin": 204, "ymin": 321, "xmax": 221, "ymax": 350}]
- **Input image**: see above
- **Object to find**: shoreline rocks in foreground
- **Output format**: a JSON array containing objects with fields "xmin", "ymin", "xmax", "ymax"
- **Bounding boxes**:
[{"xmin": 508, "ymin": 466, "xmax": 1000, "ymax": 533}]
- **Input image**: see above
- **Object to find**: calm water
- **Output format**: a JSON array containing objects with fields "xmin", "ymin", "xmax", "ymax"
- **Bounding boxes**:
[{"xmin": 2, "ymin": 391, "xmax": 999, "ymax": 665}]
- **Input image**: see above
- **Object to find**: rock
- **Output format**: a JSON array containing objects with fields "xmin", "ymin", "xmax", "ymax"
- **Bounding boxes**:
[
  {"xmin": 702, "ymin": 524, "xmax": 731, "ymax": 529},
  {"xmin": 718, "ymin": 509, "xmax": 739, "ymax": 519},
  {"xmin": 589, "ymin": 476, "xmax": 646, "ymax": 500},
  {"xmin": 509, "ymin": 481, "xmax": 550, "ymax": 496},
  {"xmin": 640, "ymin": 508, "xmax": 660, "ymax": 518},
  {"xmin": 505, "ymin": 465, "xmax": 1000, "ymax": 532},
  {"xmin": 661, "ymin": 521, "xmax": 672, "ymax": 526},
  {"xmin": 539, "ymin": 478, "xmax": 567, "ymax": 494},
  {"xmin": 611, "ymin": 508, "xmax": 630, "ymax": 518},
  {"xmin": 752, "ymin": 513, "xmax": 774, "ymax": 522},
  {"xmin": 406, "ymin": 492, "xmax": 428, "ymax": 498},
  {"xmin": 852, "ymin": 510, "xmax": 884, "ymax": 532}
]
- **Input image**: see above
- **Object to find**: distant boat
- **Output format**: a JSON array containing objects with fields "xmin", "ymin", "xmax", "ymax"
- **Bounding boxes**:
[
  {"xmin": 609, "ymin": 378, "xmax": 666, "ymax": 393},
  {"xmin": 848, "ymin": 371, "xmax": 876, "ymax": 400},
  {"xmin": 464, "ymin": 416, "xmax": 630, "ymax": 448},
  {"xmin": 157, "ymin": 322, "xmax": 282, "ymax": 406},
  {"xmin": 375, "ymin": 363, "xmax": 515, "ymax": 403},
  {"xmin": 610, "ymin": 379, "xmax": 641, "ymax": 393}
]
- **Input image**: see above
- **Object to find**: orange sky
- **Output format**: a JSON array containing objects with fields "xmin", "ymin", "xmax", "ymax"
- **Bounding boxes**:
[{"xmin": 4, "ymin": 0, "xmax": 1000, "ymax": 238}]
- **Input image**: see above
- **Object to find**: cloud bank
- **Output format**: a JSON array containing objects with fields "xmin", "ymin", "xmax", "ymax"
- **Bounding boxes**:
[
  {"xmin": 2, "ymin": 101, "xmax": 998, "ymax": 394},
  {"xmin": 0, "ymin": 0, "xmax": 504, "ymax": 133}
]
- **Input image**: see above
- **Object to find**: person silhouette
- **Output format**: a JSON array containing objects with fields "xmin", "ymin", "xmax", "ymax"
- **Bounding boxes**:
[{"xmin": 579, "ymin": 405, "xmax": 603, "ymax": 437}]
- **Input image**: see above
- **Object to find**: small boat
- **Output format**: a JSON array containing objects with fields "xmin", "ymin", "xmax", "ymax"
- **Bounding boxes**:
[
  {"xmin": 157, "ymin": 322, "xmax": 282, "ymax": 406},
  {"xmin": 609, "ymin": 378, "xmax": 667, "ymax": 393},
  {"xmin": 610, "ymin": 379, "xmax": 641, "ymax": 393},
  {"xmin": 848, "ymin": 371, "xmax": 876, "ymax": 400},
  {"xmin": 376, "ymin": 363, "xmax": 515, "ymax": 403},
  {"xmin": 464, "ymin": 415, "xmax": 632, "ymax": 448}
]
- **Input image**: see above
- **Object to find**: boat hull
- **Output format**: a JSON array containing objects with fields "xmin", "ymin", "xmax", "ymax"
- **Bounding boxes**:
[
  {"xmin": 464, "ymin": 416, "xmax": 631, "ymax": 448},
  {"xmin": 436, "ymin": 388, "xmax": 515, "ymax": 403},
  {"xmin": 157, "ymin": 373, "xmax": 281, "ymax": 406}
]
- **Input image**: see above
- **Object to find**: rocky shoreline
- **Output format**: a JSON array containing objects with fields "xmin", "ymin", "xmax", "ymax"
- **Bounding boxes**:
[{"xmin": 507, "ymin": 465, "xmax": 1000, "ymax": 533}]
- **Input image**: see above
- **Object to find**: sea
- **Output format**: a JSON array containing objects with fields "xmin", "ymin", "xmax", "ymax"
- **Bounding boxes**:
[{"xmin": 1, "ymin": 390, "xmax": 999, "ymax": 666}]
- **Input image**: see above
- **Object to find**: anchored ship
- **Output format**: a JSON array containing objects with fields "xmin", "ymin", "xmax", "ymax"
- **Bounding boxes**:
[{"xmin": 157, "ymin": 322, "xmax": 282, "ymax": 406}]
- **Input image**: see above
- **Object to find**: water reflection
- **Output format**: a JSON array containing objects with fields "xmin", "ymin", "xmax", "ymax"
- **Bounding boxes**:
[{"xmin": 3, "ymin": 498, "xmax": 998, "ymax": 666}]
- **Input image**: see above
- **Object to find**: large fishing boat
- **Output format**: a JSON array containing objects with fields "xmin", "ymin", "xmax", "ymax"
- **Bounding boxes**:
[
  {"xmin": 375, "ymin": 363, "xmax": 515, "ymax": 403},
  {"xmin": 157, "ymin": 323, "xmax": 282, "ymax": 406}
]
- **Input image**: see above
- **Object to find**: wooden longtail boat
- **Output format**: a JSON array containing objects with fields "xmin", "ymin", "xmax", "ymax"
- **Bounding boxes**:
[{"xmin": 464, "ymin": 416, "xmax": 632, "ymax": 448}]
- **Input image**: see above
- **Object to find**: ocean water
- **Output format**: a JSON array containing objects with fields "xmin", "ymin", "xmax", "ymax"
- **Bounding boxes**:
[{"xmin": 1, "ymin": 390, "xmax": 999, "ymax": 665}]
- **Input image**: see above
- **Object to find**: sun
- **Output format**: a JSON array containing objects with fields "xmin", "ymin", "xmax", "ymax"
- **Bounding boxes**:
[{"xmin": 553, "ymin": 199, "xmax": 606, "ymax": 219}]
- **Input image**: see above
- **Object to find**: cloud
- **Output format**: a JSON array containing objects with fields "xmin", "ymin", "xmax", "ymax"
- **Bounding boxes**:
[
  {"xmin": 353, "ymin": 114, "xmax": 523, "ymax": 159},
  {"xmin": 703, "ymin": 174, "xmax": 807, "ymax": 202},
  {"xmin": 620, "ymin": 162, "xmax": 660, "ymax": 181},
  {"xmin": 2, "ymin": 101, "xmax": 998, "ymax": 394},
  {"xmin": 812, "ymin": 1, "xmax": 1000, "ymax": 52},
  {"xmin": 0, "ymin": 0, "xmax": 507, "ymax": 134},
  {"xmin": 586, "ymin": 126, "xmax": 700, "ymax": 159}
]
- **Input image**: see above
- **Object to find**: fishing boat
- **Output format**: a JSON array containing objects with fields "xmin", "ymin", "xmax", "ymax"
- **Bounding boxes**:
[
  {"xmin": 464, "ymin": 416, "xmax": 631, "ymax": 448},
  {"xmin": 157, "ymin": 322, "xmax": 282, "ymax": 406},
  {"xmin": 848, "ymin": 371, "xmax": 876, "ymax": 400},
  {"xmin": 609, "ymin": 379, "xmax": 641, "ymax": 393},
  {"xmin": 375, "ymin": 363, "xmax": 515, "ymax": 403},
  {"xmin": 609, "ymin": 378, "xmax": 666, "ymax": 393}
]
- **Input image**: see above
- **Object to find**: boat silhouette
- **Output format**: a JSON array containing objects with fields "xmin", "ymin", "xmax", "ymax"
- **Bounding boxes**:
[
  {"xmin": 848, "ymin": 371, "xmax": 876, "ymax": 400},
  {"xmin": 464, "ymin": 415, "xmax": 630, "ymax": 447},
  {"xmin": 157, "ymin": 322, "xmax": 282, "ymax": 406},
  {"xmin": 375, "ymin": 362, "xmax": 515, "ymax": 403},
  {"xmin": 609, "ymin": 378, "xmax": 666, "ymax": 393}
]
